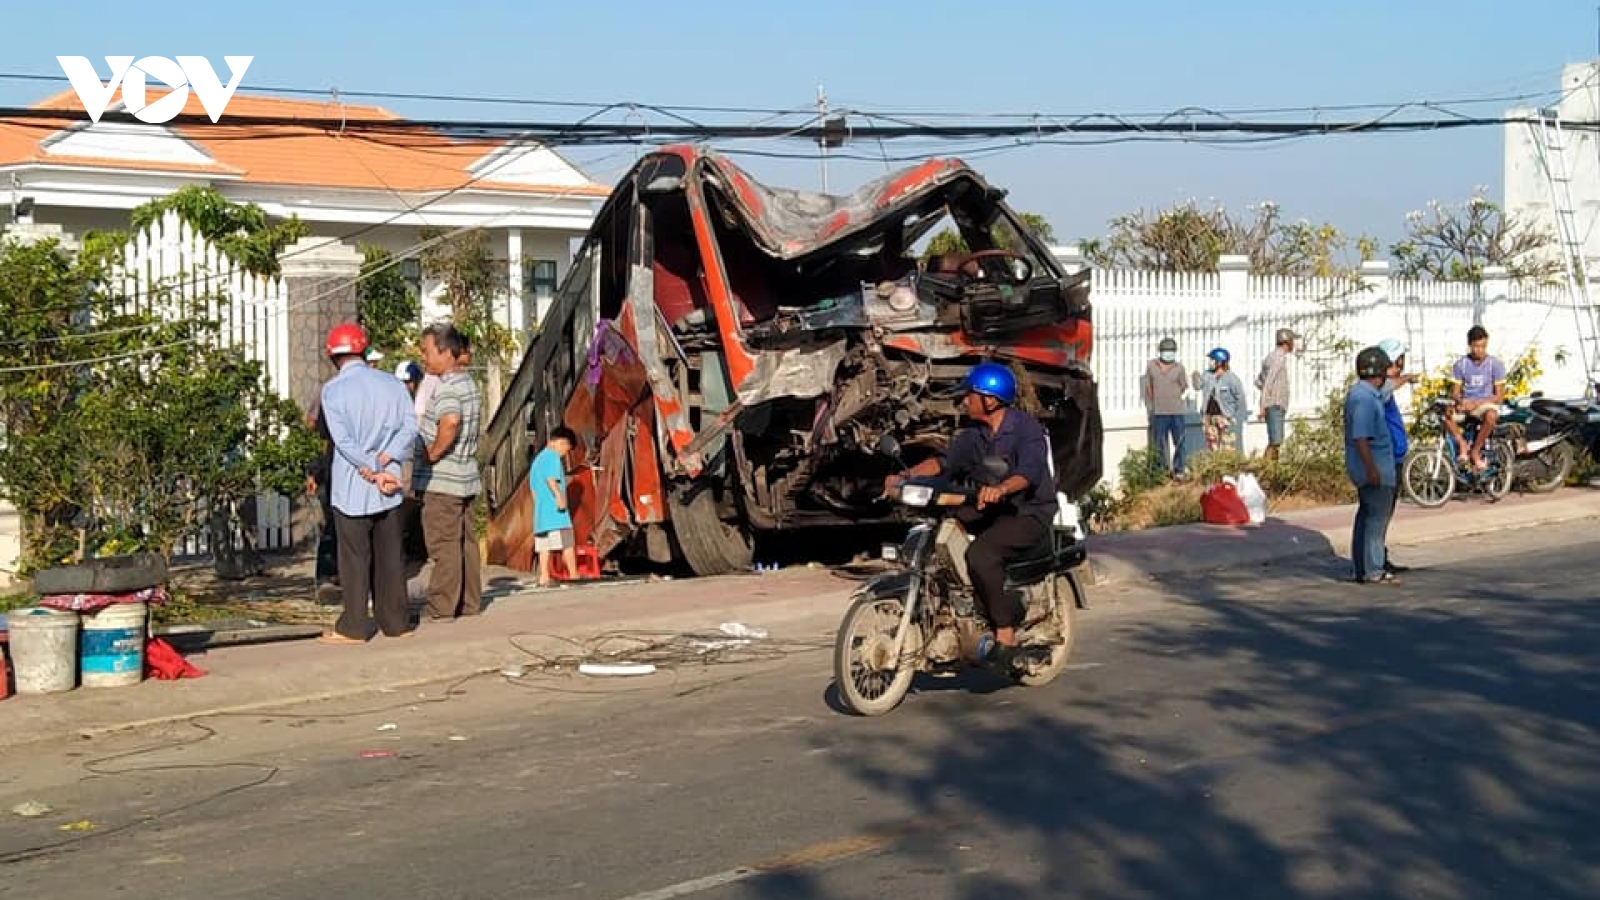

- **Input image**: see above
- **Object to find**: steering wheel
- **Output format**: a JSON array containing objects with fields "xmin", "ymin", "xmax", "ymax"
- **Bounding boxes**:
[{"xmin": 957, "ymin": 249, "xmax": 1034, "ymax": 286}]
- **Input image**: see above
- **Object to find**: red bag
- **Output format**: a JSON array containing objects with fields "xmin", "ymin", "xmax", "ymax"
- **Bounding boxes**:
[
  {"xmin": 145, "ymin": 637, "xmax": 207, "ymax": 680},
  {"xmin": 1200, "ymin": 481, "xmax": 1250, "ymax": 526}
]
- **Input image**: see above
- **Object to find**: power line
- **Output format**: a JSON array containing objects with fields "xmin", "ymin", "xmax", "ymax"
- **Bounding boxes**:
[{"xmin": 0, "ymin": 68, "xmax": 1569, "ymax": 123}]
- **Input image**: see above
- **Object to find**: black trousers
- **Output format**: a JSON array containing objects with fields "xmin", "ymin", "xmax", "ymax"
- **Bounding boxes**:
[
  {"xmin": 315, "ymin": 484, "xmax": 339, "ymax": 583},
  {"xmin": 962, "ymin": 512, "xmax": 1047, "ymax": 631},
  {"xmin": 332, "ymin": 507, "xmax": 409, "ymax": 639}
]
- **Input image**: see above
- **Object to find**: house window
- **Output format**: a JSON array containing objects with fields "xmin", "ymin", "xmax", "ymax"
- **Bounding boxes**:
[
  {"xmin": 399, "ymin": 258, "xmax": 422, "ymax": 297},
  {"xmin": 523, "ymin": 259, "xmax": 559, "ymax": 329}
]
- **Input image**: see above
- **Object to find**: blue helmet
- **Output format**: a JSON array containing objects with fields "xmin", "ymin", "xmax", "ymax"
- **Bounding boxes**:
[
  {"xmin": 1207, "ymin": 347, "xmax": 1230, "ymax": 365},
  {"xmin": 962, "ymin": 362, "xmax": 1017, "ymax": 405}
]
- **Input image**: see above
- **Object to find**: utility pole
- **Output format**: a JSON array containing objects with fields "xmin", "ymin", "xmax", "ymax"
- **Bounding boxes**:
[{"xmin": 817, "ymin": 85, "xmax": 829, "ymax": 193}]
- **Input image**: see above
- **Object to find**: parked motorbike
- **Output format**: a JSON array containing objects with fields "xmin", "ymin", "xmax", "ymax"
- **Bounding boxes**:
[
  {"xmin": 831, "ymin": 437, "xmax": 1089, "ymax": 717},
  {"xmin": 1497, "ymin": 395, "xmax": 1586, "ymax": 493}
]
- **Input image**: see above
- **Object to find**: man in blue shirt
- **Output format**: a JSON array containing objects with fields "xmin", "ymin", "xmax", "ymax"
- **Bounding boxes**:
[
  {"xmin": 1377, "ymin": 338, "xmax": 1416, "ymax": 576},
  {"xmin": 885, "ymin": 362, "xmax": 1056, "ymax": 671},
  {"xmin": 317, "ymin": 323, "xmax": 419, "ymax": 643},
  {"xmin": 1344, "ymin": 346, "xmax": 1398, "ymax": 585}
]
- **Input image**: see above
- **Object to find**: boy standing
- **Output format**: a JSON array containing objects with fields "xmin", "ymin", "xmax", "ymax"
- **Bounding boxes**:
[
  {"xmin": 531, "ymin": 426, "xmax": 579, "ymax": 587},
  {"xmin": 1344, "ymin": 345, "xmax": 1398, "ymax": 585}
]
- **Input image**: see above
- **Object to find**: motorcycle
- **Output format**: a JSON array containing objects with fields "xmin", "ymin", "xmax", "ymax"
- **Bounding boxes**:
[
  {"xmin": 1497, "ymin": 395, "xmax": 1588, "ymax": 493},
  {"xmin": 831, "ymin": 437, "xmax": 1089, "ymax": 716}
]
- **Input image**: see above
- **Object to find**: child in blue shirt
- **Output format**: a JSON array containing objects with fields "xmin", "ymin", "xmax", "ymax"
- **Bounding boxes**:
[{"xmin": 530, "ymin": 426, "xmax": 578, "ymax": 587}]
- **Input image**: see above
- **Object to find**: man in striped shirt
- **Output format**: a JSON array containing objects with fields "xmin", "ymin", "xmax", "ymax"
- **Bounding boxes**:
[{"xmin": 415, "ymin": 323, "xmax": 484, "ymax": 621}]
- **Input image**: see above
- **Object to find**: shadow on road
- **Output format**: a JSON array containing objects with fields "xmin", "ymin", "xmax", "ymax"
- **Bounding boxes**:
[{"xmin": 782, "ymin": 551, "xmax": 1600, "ymax": 898}]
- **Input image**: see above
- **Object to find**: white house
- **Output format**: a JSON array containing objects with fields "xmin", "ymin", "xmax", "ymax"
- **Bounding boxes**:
[
  {"xmin": 0, "ymin": 88, "xmax": 610, "ymax": 337},
  {"xmin": 1504, "ymin": 60, "xmax": 1600, "ymax": 266},
  {"xmin": 0, "ymin": 89, "xmax": 611, "ymax": 587}
]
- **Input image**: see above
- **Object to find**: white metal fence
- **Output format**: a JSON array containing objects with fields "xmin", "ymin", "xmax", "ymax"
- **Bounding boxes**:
[
  {"xmin": 1052, "ymin": 248, "xmax": 1593, "ymax": 481},
  {"xmin": 1056, "ymin": 249, "xmax": 1591, "ymax": 421},
  {"xmin": 112, "ymin": 211, "xmax": 295, "ymax": 556}
]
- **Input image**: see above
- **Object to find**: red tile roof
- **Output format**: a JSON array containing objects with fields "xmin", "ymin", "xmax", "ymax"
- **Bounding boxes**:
[{"xmin": 0, "ymin": 90, "xmax": 610, "ymax": 198}]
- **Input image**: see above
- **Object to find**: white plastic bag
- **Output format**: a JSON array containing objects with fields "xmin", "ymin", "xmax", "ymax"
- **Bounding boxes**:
[{"xmin": 1235, "ymin": 472, "xmax": 1268, "ymax": 524}]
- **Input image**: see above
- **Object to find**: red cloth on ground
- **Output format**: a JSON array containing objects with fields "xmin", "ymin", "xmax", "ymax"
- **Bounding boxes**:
[{"xmin": 144, "ymin": 637, "xmax": 206, "ymax": 680}]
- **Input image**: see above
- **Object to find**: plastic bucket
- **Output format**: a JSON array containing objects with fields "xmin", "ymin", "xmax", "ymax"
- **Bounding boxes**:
[
  {"xmin": 8, "ymin": 607, "xmax": 80, "ymax": 695},
  {"xmin": 81, "ymin": 602, "xmax": 147, "ymax": 688}
]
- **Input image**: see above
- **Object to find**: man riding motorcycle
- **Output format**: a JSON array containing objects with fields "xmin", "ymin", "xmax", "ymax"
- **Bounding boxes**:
[{"xmin": 885, "ymin": 362, "xmax": 1058, "ymax": 669}]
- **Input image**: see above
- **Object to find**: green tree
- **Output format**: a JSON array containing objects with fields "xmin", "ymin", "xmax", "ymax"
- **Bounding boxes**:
[
  {"xmin": 130, "ymin": 185, "xmax": 309, "ymax": 278},
  {"xmin": 924, "ymin": 211, "xmax": 1057, "ymax": 259},
  {"xmin": 420, "ymin": 227, "xmax": 516, "ymax": 410},
  {"xmin": 1080, "ymin": 200, "xmax": 1373, "ymax": 277},
  {"xmin": 1390, "ymin": 192, "xmax": 1562, "ymax": 283},
  {"xmin": 0, "ymin": 199, "xmax": 318, "ymax": 572},
  {"xmin": 357, "ymin": 244, "xmax": 420, "ymax": 360}
]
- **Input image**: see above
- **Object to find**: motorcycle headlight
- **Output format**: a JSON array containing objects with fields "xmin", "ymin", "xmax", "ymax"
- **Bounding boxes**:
[{"xmin": 899, "ymin": 484, "xmax": 934, "ymax": 507}]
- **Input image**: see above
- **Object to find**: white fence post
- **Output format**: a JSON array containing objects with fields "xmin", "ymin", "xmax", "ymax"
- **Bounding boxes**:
[
  {"xmin": 111, "ymin": 216, "xmax": 295, "ymax": 557},
  {"xmin": 1217, "ymin": 254, "xmax": 1251, "ymax": 359}
]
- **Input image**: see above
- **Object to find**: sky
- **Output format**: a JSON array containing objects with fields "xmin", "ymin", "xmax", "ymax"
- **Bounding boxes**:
[{"xmin": 5, "ymin": 0, "xmax": 1600, "ymax": 252}]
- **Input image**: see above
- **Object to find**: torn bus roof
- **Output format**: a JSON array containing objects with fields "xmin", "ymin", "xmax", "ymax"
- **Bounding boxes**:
[{"xmin": 661, "ymin": 146, "xmax": 1011, "ymax": 261}]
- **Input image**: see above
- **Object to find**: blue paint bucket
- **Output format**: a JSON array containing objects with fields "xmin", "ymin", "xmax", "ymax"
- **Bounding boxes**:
[{"xmin": 80, "ymin": 602, "xmax": 146, "ymax": 688}]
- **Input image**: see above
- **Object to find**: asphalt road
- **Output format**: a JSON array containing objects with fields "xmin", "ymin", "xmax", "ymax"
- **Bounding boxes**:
[{"xmin": 1, "ymin": 518, "xmax": 1597, "ymax": 900}]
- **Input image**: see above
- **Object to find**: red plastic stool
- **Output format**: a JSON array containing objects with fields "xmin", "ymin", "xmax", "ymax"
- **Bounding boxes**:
[{"xmin": 552, "ymin": 545, "xmax": 602, "ymax": 581}]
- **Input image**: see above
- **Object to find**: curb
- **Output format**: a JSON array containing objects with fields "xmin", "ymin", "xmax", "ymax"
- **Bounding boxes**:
[
  {"xmin": 0, "ymin": 595, "xmax": 845, "ymax": 753},
  {"xmin": 1088, "ymin": 503, "xmax": 1599, "ymax": 586}
]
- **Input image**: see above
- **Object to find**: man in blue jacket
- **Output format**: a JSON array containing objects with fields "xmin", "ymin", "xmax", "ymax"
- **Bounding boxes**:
[{"xmin": 1377, "ymin": 338, "xmax": 1415, "ymax": 576}]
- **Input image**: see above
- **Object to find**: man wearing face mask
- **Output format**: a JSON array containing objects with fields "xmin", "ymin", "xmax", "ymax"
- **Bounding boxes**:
[
  {"xmin": 1142, "ymin": 337, "xmax": 1189, "ymax": 476},
  {"xmin": 1193, "ymin": 347, "xmax": 1247, "ymax": 454}
]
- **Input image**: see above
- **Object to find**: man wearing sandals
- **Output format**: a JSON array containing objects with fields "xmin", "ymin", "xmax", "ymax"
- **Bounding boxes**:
[
  {"xmin": 1443, "ymin": 325, "xmax": 1506, "ymax": 471},
  {"xmin": 1345, "ymin": 345, "xmax": 1399, "ymax": 585}
]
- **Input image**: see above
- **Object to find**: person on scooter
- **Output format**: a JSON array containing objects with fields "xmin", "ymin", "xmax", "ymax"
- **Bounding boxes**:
[{"xmin": 885, "ymin": 361, "xmax": 1057, "ymax": 670}]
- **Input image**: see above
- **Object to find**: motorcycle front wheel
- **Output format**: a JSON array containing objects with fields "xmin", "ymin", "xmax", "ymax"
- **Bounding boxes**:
[{"xmin": 833, "ymin": 594, "xmax": 922, "ymax": 717}]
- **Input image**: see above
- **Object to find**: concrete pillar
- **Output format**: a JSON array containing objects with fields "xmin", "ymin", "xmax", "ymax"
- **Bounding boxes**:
[
  {"xmin": 281, "ymin": 237, "xmax": 364, "ymax": 415},
  {"xmin": 1359, "ymin": 260, "xmax": 1402, "ymax": 348},
  {"xmin": 507, "ymin": 227, "xmax": 524, "ymax": 336}
]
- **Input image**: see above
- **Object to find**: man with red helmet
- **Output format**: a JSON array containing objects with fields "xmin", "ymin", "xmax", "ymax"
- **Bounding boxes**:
[{"xmin": 317, "ymin": 322, "xmax": 419, "ymax": 643}]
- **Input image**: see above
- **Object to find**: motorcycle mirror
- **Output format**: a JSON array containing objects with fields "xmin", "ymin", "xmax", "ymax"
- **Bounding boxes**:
[{"xmin": 876, "ymin": 434, "xmax": 903, "ymax": 459}]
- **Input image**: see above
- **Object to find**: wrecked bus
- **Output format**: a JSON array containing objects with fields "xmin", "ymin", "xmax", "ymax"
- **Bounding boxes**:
[{"xmin": 479, "ymin": 146, "xmax": 1102, "ymax": 576}]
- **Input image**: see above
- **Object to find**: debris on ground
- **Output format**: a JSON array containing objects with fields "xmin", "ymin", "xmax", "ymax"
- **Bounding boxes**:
[
  {"xmin": 58, "ymin": 819, "xmax": 96, "ymax": 832},
  {"xmin": 719, "ymin": 622, "xmax": 768, "ymax": 639},
  {"xmin": 11, "ymin": 800, "xmax": 53, "ymax": 818},
  {"xmin": 577, "ymin": 663, "xmax": 658, "ymax": 677}
]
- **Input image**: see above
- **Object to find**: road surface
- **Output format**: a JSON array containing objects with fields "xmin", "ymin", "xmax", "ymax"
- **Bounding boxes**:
[{"xmin": 2, "ymin": 518, "xmax": 1597, "ymax": 899}]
